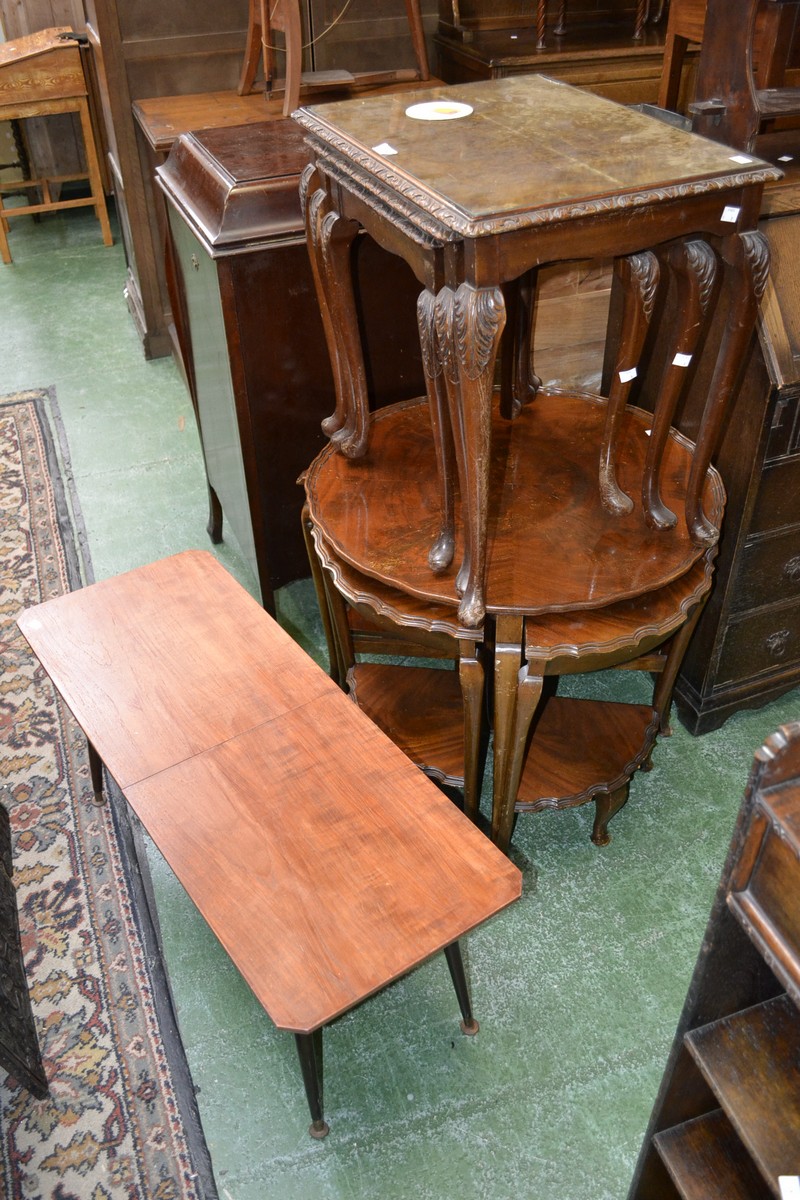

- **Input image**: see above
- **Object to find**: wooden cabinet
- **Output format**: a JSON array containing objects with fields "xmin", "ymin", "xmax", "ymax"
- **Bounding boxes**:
[
  {"xmin": 434, "ymin": 0, "xmax": 691, "ymax": 107},
  {"xmin": 158, "ymin": 119, "xmax": 425, "ymax": 611},
  {"xmin": 673, "ymin": 210, "xmax": 800, "ymax": 733},
  {"xmin": 628, "ymin": 720, "xmax": 800, "ymax": 1198}
]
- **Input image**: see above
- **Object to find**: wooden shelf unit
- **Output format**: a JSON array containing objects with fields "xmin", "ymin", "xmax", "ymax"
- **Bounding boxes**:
[{"xmin": 628, "ymin": 721, "xmax": 800, "ymax": 1199}]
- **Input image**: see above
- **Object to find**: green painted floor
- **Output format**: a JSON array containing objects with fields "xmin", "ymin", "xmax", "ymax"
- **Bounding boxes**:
[{"xmin": 3, "ymin": 203, "xmax": 797, "ymax": 1200}]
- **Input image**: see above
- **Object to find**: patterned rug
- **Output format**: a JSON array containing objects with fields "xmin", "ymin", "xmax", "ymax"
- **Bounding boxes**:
[{"xmin": 0, "ymin": 389, "xmax": 217, "ymax": 1200}]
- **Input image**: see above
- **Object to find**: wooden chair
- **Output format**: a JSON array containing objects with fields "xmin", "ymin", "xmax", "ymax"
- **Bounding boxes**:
[
  {"xmin": 658, "ymin": 0, "xmax": 797, "ymax": 114},
  {"xmin": 0, "ymin": 28, "xmax": 112, "ymax": 265},
  {"xmin": 238, "ymin": 0, "xmax": 430, "ymax": 117},
  {"xmin": 688, "ymin": 0, "xmax": 800, "ymax": 149}
]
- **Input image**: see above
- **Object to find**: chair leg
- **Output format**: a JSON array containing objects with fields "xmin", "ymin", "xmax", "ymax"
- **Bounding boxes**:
[
  {"xmin": 76, "ymin": 97, "xmax": 112, "ymax": 247},
  {"xmin": 280, "ymin": 0, "xmax": 304, "ymax": 116},
  {"xmin": 238, "ymin": 0, "xmax": 263, "ymax": 94},
  {"xmin": 0, "ymin": 190, "xmax": 11, "ymax": 264}
]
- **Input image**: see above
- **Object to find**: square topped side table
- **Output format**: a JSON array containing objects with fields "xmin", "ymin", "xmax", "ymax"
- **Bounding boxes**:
[{"xmin": 293, "ymin": 75, "xmax": 780, "ymax": 628}]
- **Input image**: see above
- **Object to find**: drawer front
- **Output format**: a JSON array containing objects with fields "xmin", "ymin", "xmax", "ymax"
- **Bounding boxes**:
[
  {"xmin": 733, "ymin": 527, "xmax": 800, "ymax": 612},
  {"xmin": 750, "ymin": 456, "xmax": 800, "ymax": 534},
  {"xmin": 716, "ymin": 604, "xmax": 800, "ymax": 685}
]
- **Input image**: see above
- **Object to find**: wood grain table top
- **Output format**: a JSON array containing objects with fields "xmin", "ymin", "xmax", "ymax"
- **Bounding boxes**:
[{"xmin": 18, "ymin": 550, "xmax": 521, "ymax": 1033}]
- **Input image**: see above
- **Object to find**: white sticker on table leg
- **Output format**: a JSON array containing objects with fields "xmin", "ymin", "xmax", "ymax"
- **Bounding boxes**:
[
  {"xmin": 721, "ymin": 205, "xmax": 741, "ymax": 223},
  {"xmin": 673, "ymin": 353, "xmax": 693, "ymax": 367},
  {"xmin": 619, "ymin": 367, "xmax": 638, "ymax": 383},
  {"xmin": 779, "ymin": 1178, "xmax": 800, "ymax": 1200}
]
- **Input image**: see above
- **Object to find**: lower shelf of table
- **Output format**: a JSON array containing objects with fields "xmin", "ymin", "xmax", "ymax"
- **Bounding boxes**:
[{"xmin": 348, "ymin": 661, "xmax": 658, "ymax": 824}]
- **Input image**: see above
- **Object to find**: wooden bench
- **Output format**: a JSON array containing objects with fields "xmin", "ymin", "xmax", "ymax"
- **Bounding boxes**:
[{"xmin": 17, "ymin": 550, "xmax": 521, "ymax": 1137}]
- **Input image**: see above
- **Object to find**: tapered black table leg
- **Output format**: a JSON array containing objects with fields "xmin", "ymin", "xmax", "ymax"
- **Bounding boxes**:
[
  {"xmin": 295, "ymin": 1029, "xmax": 330, "ymax": 1138},
  {"xmin": 87, "ymin": 739, "xmax": 105, "ymax": 806},
  {"xmin": 444, "ymin": 941, "xmax": 479, "ymax": 1035}
]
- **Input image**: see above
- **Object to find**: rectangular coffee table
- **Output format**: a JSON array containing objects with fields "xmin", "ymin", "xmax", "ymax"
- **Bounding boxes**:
[{"xmin": 17, "ymin": 550, "xmax": 521, "ymax": 1136}]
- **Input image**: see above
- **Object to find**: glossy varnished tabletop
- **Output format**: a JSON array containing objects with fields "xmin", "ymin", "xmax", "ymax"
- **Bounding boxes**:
[{"xmin": 18, "ymin": 550, "xmax": 521, "ymax": 1033}]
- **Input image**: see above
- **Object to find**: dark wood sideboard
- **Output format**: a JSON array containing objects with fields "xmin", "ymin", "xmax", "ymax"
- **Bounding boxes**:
[
  {"xmin": 628, "ymin": 720, "xmax": 800, "ymax": 1197},
  {"xmin": 434, "ymin": 0, "xmax": 691, "ymax": 106},
  {"xmin": 157, "ymin": 119, "xmax": 425, "ymax": 612}
]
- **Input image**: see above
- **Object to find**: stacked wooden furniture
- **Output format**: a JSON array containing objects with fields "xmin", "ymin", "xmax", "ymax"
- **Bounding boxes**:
[
  {"xmin": 295, "ymin": 74, "xmax": 778, "ymax": 853},
  {"xmin": 0, "ymin": 26, "xmax": 112, "ymax": 263},
  {"xmin": 17, "ymin": 550, "xmax": 521, "ymax": 1137},
  {"xmin": 627, "ymin": 719, "xmax": 800, "ymax": 1197}
]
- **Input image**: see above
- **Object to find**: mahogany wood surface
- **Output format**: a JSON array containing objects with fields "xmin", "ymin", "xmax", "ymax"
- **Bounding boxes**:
[
  {"xmin": 18, "ymin": 549, "xmax": 521, "ymax": 1037},
  {"xmin": 345, "ymin": 663, "xmax": 466, "ymax": 788},
  {"xmin": 306, "ymin": 509, "xmax": 716, "ymax": 852},
  {"xmin": 304, "ymin": 393, "xmax": 723, "ymax": 617}
]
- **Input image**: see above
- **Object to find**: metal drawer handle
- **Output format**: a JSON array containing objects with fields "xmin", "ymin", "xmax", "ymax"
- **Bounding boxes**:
[
  {"xmin": 765, "ymin": 629, "xmax": 791, "ymax": 658},
  {"xmin": 784, "ymin": 555, "xmax": 800, "ymax": 582}
]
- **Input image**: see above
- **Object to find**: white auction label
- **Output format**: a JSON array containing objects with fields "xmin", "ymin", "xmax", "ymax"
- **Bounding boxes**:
[
  {"xmin": 619, "ymin": 367, "xmax": 638, "ymax": 383},
  {"xmin": 372, "ymin": 142, "xmax": 398, "ymax": 156},
  {"xmin": 673, "ymin": 352, "xmax": 692, "ymax": 367},
  {"xmin": 730, "ymin": 154, "xmax": 752, "ymax": 164},
  {"xmin": 405, "ymin": 100, "xmax": 473, "ymax": 121},
  {"xmin": 779, "ymin": 155, "xmax": 795, "ymax": 162},
  {"xmin": 721, "ymin": 205, "xmax": 741, "ymax": 223},
  {"xmin": 779, "ymin": 1178, "xmax": 800, "ymax": 1200}
]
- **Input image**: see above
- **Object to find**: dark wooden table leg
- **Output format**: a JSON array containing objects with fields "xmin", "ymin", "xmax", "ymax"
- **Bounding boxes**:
[
  {"xmin": 295, "ymin": 1028, "xmax": 330, "ymax": 1138},
  {"xmin": 447, "ymin": 282, "xmax": 505, "ymax": 628},
  {"xmin": 444, "ymin": 941, "xmax": 479, "ymax": 1035},
  {"xmin": 87, "ymin": 739, "xmax": 105, "ymax": 806}
]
